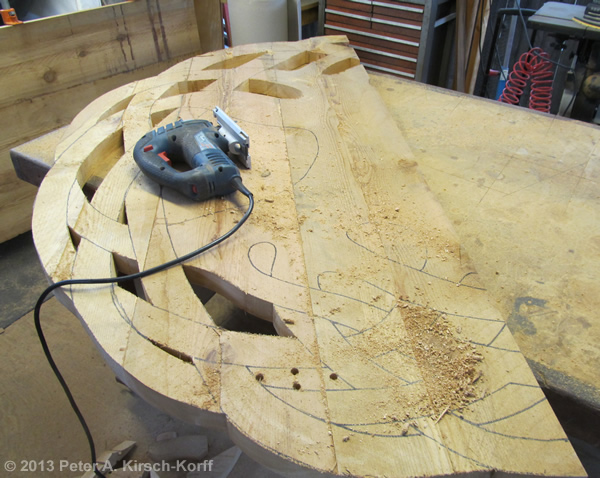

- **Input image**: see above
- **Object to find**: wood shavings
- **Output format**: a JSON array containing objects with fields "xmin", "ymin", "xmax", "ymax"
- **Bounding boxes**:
[{"xmin": 401, "ymin": 303, "xmax": 484, "ymax": 415}]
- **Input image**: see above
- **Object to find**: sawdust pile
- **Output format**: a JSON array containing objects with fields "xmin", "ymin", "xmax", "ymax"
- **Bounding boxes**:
[{"xmin": 400, "ymin": 302, "xmax": 484, "ymax": 416}]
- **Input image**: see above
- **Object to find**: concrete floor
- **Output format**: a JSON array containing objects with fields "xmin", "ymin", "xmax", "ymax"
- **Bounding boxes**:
[{"xmin": 1, "ymin": 232, "xmax": 599, "ymax": 477}]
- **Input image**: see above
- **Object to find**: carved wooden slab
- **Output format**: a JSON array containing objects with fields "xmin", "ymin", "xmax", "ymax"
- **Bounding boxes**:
[{"xmin": 32, "ymin": 37, "xmax": 585, "ymax": 477}]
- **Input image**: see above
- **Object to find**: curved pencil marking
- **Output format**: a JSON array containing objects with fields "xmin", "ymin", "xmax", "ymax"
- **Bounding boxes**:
[
  {"xmin": 284, "ymin": 126, "xmax": 320, "ymax": 185},
  {"xmin": 316, "ymin": 270, "xmax": 340, "ymax": 291},
  {"xmin": 346, "ymin": 230, "xmax": 486, "ymax": 291},
  {"xmin": 248, "ymin": 242, "xmax": 278, "ymax": 277},
  {"xmin": 457, "ymin": 271, "xmax": 479, "ymax": 287}
]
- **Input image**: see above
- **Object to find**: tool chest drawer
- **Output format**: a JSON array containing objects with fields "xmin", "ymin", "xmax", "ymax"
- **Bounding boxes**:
[{"xmin": 324, "ymin": 0, "xmax": 446, "ymax": 82}]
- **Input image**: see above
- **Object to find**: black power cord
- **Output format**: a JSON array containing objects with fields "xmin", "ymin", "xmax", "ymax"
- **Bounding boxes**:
[{"xmin": 35, "ymin": 180, "xmax": 253, "ymax": 478}]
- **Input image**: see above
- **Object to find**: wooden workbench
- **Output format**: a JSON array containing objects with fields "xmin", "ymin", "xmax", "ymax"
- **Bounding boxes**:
[{"xmin": 370, "ymin": 74, "xmax": 600, "ymax": 412}]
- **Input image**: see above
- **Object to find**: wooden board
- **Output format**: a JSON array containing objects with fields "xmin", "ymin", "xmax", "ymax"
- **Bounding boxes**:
[
  {"xmin": 16, "ymin": 69, "xmax": 600, "ymax": 416},
  {"xmin": 32, "ymin": 37, "xmax": 585, "ymax": 477},
  {"xmin": 11, "ymin": 126, "xmax": 67, "ymax": 187},
  {"xmin": 371, "ymin": 73, "xmax": 600, "ymax": 412},
  {"xmin": 0, "ymin": 0, "xmax": 222, "ymax": 244}
]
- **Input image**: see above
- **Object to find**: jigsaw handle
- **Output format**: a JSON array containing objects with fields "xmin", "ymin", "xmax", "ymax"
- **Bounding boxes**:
[{"xmin": 133, "ymin": 120, "xmax": 242, "ymax": 201}]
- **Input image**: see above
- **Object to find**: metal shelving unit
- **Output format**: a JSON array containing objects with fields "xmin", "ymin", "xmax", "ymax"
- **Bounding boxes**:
[{"xmin": 320, "ymin": 0, "xmax": 455, "ymax": 83}]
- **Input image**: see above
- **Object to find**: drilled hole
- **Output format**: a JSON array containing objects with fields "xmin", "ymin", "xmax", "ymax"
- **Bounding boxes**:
[
  {"xmin": 293, "ymin": 381, "xmax": 301, "ymax": 390},
  {"xmin": 291, "ymin": 367, "xmax": 299, "ymax": 375},
  {"xmin": 255, "ymin": 373, "xmax": 264, "ymax": 382},
  {"xmin": 330, "ymin": 373, "xmax": 338, "ymax": 380}
]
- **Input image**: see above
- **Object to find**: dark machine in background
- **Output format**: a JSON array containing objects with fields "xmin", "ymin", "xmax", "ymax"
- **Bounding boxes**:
[{"xmin": 475, "ymin": 0, "xmax": 600, "ymax": 124}]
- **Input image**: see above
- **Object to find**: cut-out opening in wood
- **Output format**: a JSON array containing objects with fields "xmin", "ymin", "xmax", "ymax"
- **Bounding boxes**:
[
  {"xmin": 118, "ymin": 203, "xmax": 128, "ymax": 226},
  {"xmin": 273, "ymin": 50, "xmax": 327, "ymax": 71},
  {"xmin": 159, "ymin": 79, "xmax": 217, "ymax": 100},
  {"xmin": 184, "ymin": 265, "xmax": 278, "ymax": 336},
  {"xmin": 235, "ymin": 79, "xmax": 302, "ymax": 99},
  {"xmin": 203, "ymin": 52, "xmax": 266, "ymax": 70},
  {"xmin": 68, "ymin": 226, "xmax": 81, "ymax": 250},
  {"xmin": 97, "ymin": 94, "xmax": 134, "ymax": 122},
  {"xmin": 204, "ymin": 292, "xmax": 278, "ymax": 336},
  {"xmin": 76, "ymin": 127, "xmax": 125, "ymax": 202},
  {"xmin": 112, "ymin": 252, "xmax": 147, "ymax": 302},
  {"xmin": 81, "ymin": 182, "xmax": 98, "ymax": 202},
  {"xmin": 151, "ymin": 107, "xmax": 179, "ymax": 127},
  {"xmin": 322, "ymin": 57, "xmax": 361, "ymax": 75}
]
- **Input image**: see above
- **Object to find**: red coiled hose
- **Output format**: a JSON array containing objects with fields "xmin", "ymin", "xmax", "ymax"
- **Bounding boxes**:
[{"xmin": 498, "ymin": 47, "xmax": 554, "ymax": 113}]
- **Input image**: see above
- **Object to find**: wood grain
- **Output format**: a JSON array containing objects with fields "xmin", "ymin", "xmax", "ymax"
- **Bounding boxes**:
[
  {"xmin": 32, "ymin": 37, "xmax": 585, "ymax": 477},
  {"xmin": 372, "ymin": 72, "xmax": 600, "ymax": 412},
  {"xmin": 0, "ymin": 0, "xmax": 222, "ymax": 244}
]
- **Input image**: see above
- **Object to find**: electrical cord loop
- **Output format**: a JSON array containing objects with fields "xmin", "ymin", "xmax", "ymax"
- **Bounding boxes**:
[{"xmin": 35, "ymin": 185, "xmax": 254, "ymax": 478}]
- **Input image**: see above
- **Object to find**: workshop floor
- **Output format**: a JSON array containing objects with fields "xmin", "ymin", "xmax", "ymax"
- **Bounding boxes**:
[{"xmin": 1, "ymin": 232, "xmax": 599, "ymax": 477}]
